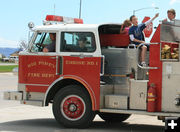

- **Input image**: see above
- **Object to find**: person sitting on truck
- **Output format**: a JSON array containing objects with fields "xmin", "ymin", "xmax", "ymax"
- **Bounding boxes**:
[
  {"xmin": 120, "ymin": 19, "xmax": 132, "ymax": 35},
  {"xmin": 163, "ymin": 9, "xmax": 176, "ymax": 22},
  {"xmin": 76, "ymin": 37, "xmax": 88, "ymax": 52},
  {"xmin": 129, "ymin": 13, "xmax": 159, "ymax": 67},
  {"xmin": 43, "ymin": 33, "xmax": 56, "ymax": 52}
]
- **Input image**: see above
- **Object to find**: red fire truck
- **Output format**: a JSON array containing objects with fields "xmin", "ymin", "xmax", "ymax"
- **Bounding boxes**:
[{"xmin": 4, "ymin": 15, "xmax": 180, "ymax": 128}]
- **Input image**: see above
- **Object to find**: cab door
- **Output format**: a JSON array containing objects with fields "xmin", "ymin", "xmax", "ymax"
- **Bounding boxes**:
[
  {"xmin": 19, "ymin": 31, "xmax": 61, "ymax": 93},
  {"xmin": 59, "ymin": 31, "xmax": 103, "ymax": 110}
]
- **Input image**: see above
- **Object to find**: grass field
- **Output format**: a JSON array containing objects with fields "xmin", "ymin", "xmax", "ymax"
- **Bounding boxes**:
[{"xmin": 0, "ymin": 65, "xmax": 18, "ymax": 72}]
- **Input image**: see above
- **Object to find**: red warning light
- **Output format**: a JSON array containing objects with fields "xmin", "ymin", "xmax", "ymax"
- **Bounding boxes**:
[
  {"xmin": 45, "ymin": 15, "xmax": 83, "ymax": 24},
  {"xmin": 46, "ymin": 15, "xmax": 63, "ymax": 22}
]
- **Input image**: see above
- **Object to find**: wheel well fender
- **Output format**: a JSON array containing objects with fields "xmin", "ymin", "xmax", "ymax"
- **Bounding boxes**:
[{"xmin": 44, "ymin": 78, "xmax": 96, "ymax": 110}]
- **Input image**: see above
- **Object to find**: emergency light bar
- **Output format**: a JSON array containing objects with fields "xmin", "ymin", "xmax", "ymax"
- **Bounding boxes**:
[{"xmin": 44, "ymin": 15, "xmax": 83, "ymax": 25}]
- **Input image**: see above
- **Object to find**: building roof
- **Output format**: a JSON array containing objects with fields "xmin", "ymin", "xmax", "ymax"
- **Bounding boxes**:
[{"xmin": 10, "ymin": 51, "xmax": 20, "ymax": 56}]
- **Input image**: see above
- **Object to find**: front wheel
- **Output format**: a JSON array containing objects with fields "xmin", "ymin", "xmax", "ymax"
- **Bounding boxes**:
[{"xmin": 53, "ymin": 85, "xmax": 95, "ymax": 128}]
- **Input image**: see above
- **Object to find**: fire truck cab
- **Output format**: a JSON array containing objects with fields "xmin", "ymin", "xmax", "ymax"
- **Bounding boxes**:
[{"xmin": 4, "ymin": 15, "xmax": 180, "ymax": 128}]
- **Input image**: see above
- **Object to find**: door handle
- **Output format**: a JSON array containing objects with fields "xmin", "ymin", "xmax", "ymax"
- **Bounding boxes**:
[
  {"xmin": 70, "ymin": 54, "xmax": 93, "ymax": 58},
  {"xmin": 50, "ymin": 56, "xmax": 60, "ymax": 75},
  {"xmin": 55, "ymin": 56, "xmax": 59, "ymax": 75},
  {"xmin": 50, "ymin": 57, "xmax": 56, "ymax": 59},
  {"xmin": 54, "ymin": 56, "xmax": 63, "ymax": 75},
  {"xmin": 70, "ymin": 54, "xmax": 84, "ymax": 58}
]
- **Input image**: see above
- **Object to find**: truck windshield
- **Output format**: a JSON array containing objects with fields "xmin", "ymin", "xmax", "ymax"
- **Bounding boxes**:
[{"xmin": 31, "ymin": 32, "xmax": 55, "ymax": 52}]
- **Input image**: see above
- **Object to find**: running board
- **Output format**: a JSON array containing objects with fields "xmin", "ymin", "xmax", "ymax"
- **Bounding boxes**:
[
  {"xmin": 21, "ymin": 100, "xmax": 44, "ymax": 107},
  {"xmin": 100, "ymin": 109, "xmax": 180, "ymax": 117}
]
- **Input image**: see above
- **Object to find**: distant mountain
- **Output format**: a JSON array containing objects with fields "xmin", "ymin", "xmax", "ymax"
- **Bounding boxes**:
[{"xmin": 0, "ymin": 48, "xmax": 20, "ymax": 57}]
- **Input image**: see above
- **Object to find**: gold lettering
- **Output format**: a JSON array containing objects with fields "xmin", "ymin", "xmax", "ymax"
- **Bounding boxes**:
[
  {"xmin": 48, "ymin": 74, "xmax": 55, "ymax": 78},
  {"xmin": 66, "ymin": 60, "xmax": 69, "ymax": 64},
  {"xmin": 45, "ymin": 62, "xmax": 48, "ymax": 65},
  {"xmin": 42, "ymin": 73, "xmax": 48, "ymax": 78},
  {"xmin": 33, "ymin": 73, "xmax": 40, "ymax": 77},
  {"xmin": 66, "ymin": 60, "xmax": 85, "ymax": 65},
  {"xmin": 28, "ymin": 73, "xmax": 55, "ymax": 78},
  {"xmin": 41, "ymin": 73, "xmax": 55, "ymax": 78},
  {"xmin": 28, "ymin": 72, "xmax": 40, "ymax": 77},
  {"xmin": 66, "ymin": 60, "xmax": 99, "ymax": 66},
  {"xmin": 38, "ymin": 61, "xmax": 43, "ymax": 65},
  {"xmin": 28, "ymin": 62, "xmax": 37, "ymax": 68},
  {"xmin": 87, "ymin": 61, "xmax": 94, "ymax": 65},
  {"xmin": 38, "ymin": 61, "xmax": 55, "ymax": 68},
  {"xmin": 28, "ymin": 73, "xmax": 31, "ymax": 77}
]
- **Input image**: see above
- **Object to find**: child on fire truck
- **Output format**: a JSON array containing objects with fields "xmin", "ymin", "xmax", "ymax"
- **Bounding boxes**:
[{"xmin": 129, "ymin": 13, "xmax": 159, "ymax": 67}]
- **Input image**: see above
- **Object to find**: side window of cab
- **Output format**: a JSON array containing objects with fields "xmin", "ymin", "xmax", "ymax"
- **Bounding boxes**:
[
  {"xmin": 31, "ymin": 32, "xmax": 56, "ymax": 52},
  {"xmin": 60, "ymin": 32, "xmax": 96, "ymax": 52}
]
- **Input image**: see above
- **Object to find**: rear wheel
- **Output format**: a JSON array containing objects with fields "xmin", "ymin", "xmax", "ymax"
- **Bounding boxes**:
[
  {"xmin": 53, "ymin": 85, "xmax": 95, "ymax": 128},
  {"xmin": 98, "ymin": 113, "xmax": 131, "ymax": 122}
]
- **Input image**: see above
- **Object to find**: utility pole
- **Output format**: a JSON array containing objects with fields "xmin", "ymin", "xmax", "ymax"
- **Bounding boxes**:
[
  {"xmin": 79, "ymin": 0, "xmax": 82, "ymax": 19},
  {"xmin": 54, "ymin": 4, "xmax": 56, "ymax": 15}
]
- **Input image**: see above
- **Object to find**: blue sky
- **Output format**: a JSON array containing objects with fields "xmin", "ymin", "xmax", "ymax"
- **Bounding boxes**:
[{"xmin": 0, "ymin": 0, "xmax": 180, "ymax": 48}]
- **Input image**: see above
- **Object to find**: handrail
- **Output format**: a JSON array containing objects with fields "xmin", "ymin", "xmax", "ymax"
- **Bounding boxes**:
[{"xmin": 128, "ymin": 44, "xmax": 136, "ymax": 49}]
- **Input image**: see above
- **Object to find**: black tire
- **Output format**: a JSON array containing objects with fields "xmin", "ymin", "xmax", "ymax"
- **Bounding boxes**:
[
  {"xmin": 98, "ymin": 113, "xmax": 131, "ymax": 122},
  {"xmin": 53, "ymin": 85, "xmax": 95, "ymax": 128}
]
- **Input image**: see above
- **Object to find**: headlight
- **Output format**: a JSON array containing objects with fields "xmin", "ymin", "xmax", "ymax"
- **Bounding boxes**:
[{"xmin": 28, "ymin": 22, "xmax": 35, "ymax": 29}]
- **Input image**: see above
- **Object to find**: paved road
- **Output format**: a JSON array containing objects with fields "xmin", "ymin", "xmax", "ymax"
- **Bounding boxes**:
[
  {"xmin": 0, "ymin": 73, "xmax": 20, "ymax": 108},
  {"xmin": 0, "ymin": 73, "xmax": 165, "ymax": 132}
]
